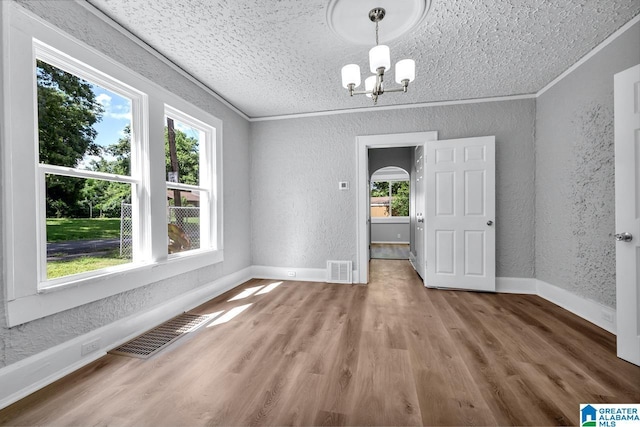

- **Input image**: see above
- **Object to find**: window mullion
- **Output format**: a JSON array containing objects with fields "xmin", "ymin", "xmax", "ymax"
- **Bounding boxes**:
[
  {"xmin": 148, "ymin": 98, "xmax": 170, "ymax": 262},
  {"xmin": 389, "ymin": 181, "xmax": 393, "ymax": 217}
]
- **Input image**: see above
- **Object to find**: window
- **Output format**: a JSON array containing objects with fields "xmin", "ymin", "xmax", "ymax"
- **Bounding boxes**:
[
  {"xmin": 164, "ymin": 107, "xmax": 216, "ymax": 255},
  {"xmin": 35, "ymin": 54, "xmax": 139, "ymax": 282},
  {"xmin": 370, "ymin": 180, "xmax": 410, "ymax": 217},
  {"xmin": 2, "ymin": 4, "xmax": 223, "ymax": 326},
  {"xmin": 370, "ymin": 167, "xmax": 410, "ymax": 219}
]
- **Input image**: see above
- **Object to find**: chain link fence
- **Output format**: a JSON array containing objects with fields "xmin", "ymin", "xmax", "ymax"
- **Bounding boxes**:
[
  {"xmin": 168, "ymin": 206, "xmax": 200, "ymax": 251},
  {"xmin": 120, "ymin": 202, "xmax": 200, "ymax": 257},
  {"xmin": 120, "ymin": 202, "xmax": 133, "ymax": 258}
]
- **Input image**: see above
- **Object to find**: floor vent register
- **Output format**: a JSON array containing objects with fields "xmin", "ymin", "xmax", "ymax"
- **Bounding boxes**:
[{"xmin": 109, "ymin": 313, "xmax": 210, "ymax": 359}]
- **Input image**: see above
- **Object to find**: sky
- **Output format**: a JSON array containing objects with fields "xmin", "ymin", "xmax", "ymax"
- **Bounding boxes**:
[
  {"xmin": 91, "ymin": 84, "xmax": 200, "ymax": 148},
  {"xmin": 92, "ymin": 85, "xmax": 131, "ymax": 149}
]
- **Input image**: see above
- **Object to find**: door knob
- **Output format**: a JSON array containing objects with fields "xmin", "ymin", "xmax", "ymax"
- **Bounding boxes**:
[
  {"xmin": 487, "ymin": 220, "xmax": 493, "ymax": 226},
  {"xmin": 417, "ymin": 214, "xmax": 424, "ymax": 223},
  {"xmin": 615, "ymin": 232, "xmax": 633, "ymax": 242}
]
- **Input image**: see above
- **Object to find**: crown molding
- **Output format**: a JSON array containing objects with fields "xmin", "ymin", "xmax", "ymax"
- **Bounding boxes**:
[{"xmin": 250, "ymin": 94, "xmax": 537, "ymax": 122}]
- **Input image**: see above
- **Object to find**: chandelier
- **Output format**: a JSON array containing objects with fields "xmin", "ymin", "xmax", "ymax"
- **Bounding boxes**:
[{"xmin": 340, "ymin": 7, "xmax": 416, "ymax": 104}]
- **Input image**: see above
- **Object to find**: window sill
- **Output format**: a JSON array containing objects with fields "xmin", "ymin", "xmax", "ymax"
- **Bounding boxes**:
[{"xmin": 6, "ymin": 248, "xmax": 224, "ymax": 327}]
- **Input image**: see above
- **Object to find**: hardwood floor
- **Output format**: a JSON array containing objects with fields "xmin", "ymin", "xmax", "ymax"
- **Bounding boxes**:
[
  {"xmin": 1, "ymin": 260, "xmax": 638, "ymax": 426},
  {"xmin": 370, "ymin": 243, "xmax": 410, "ymax": 260}
]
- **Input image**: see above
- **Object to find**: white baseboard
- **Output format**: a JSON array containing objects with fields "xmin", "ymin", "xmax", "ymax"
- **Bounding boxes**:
[
  {"xmin": 371, "ymin": 241, "xmax": 410, "ymax": 244},
  {"xmin": 251, "ymin": 265, "xmax": 327, "ymax": 283},
  {"xmin": 251, "ymin": 266, "xmax": 363, "ymax": 285},
  {"xmin": 0, "ymin": 266, "xmax": 253, "ymax": 411},
  {"xmin": 495, "ymin": 277, "xmax": 616, "ymax": 334},
  {"xmin": 496, "ymin": 277, "xmax": 537, "ymax": 294},
  {"xmin": 535, "ymin": 279, "xmax": 616, "ymax": 334}
]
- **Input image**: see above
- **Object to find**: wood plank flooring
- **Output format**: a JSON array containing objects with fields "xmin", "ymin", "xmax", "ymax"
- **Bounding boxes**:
[
  {"xmin": 1, "ymin": 259, "xmax": 639, "ymax": 426},
  {"xmin": 370, "ymin": 243, "xmax": 410, "ymax": 260}
]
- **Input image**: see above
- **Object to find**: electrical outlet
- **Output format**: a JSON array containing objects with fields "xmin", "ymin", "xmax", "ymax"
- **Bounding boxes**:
[
  {"xmin": 81, "ymin": 338, "xmax": 101, "ymax": 356},
  {"xmin": 287, "ymin": 271, "xmax": 296, "ymax": 277},
  {"xmin": 601, "ymin": 311, "xmax": 614, "ymax": 323},
  {"xmin": 397, "ymin": 234, "xmax": 401, "ymax": 238}
]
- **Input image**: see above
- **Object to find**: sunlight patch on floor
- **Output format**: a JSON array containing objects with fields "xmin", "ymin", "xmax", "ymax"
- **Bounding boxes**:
[
  {"xmin": 228, "ymin": 286, "xmax": 264, "ymax": 301},
  {"xmin": 255, "ymin": 281, "xmax": 282, "ymax": 295},
  {"xmin": 207, "ymin": 304, "xmax": 252, "ymax": 327}
]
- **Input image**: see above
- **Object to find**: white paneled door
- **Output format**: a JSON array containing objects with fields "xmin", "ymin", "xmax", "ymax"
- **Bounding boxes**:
[
  {"xmin": 614, "ymin": 64, "xmax": 640, "ymax": 366},
  {"xmin": 426, "ymin": 136, "xmax": 496, "ymax": 291}
]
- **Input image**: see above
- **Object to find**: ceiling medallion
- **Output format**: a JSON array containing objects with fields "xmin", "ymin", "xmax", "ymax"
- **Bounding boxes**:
[{"xmin": 326, "ymin": 0, "xmax": 431, "ymax": 45}]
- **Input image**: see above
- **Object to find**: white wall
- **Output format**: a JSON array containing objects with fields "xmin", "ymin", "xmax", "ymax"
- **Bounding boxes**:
[
  {"xmin": 250, "ymin": 99, "xmax": 536, "ymax": 277},
  {"xmin": 0, "ymin": 1, "xmax": 252, "ymax": 368},
  {"xmin": 535, "ymin": 20, "xmax": 640, "ymax": 308}
]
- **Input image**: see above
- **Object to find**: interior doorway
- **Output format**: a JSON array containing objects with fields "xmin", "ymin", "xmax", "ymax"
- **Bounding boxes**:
[
  {"xmin": 357, "ymin": 132, "xmax": 496, "ymax": 291},
  {"xmin": 355, "ymin": 131, "xmax": 438, "ymax": 284}
]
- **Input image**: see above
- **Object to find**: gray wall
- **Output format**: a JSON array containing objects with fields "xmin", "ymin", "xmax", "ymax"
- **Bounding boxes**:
[
  {"xmin": 535, "ymin": 21, "xmax": 640, "ymax": 308},
  {"xmin": 250, "ymin": 99, "xmax": 536, "ymax": 277},
  {"xmin": 0, "ymin": 1, "xmax": 252, "ymax": 367},
  {"xmin": 371, "ymin": 222, "xmax": 410, "ymax": 243}
]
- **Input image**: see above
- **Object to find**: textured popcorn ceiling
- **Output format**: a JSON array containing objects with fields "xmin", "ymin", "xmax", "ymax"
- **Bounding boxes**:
[{"xmin": 86, "ymin": 0, "xmax": 640, "ymax": 118}]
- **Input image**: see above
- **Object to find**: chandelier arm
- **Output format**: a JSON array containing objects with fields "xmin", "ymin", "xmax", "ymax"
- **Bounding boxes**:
[
  {"xmin": 385, "ymin": 80, "xmax": 410, "ymax": 93},
  {"xmin": 384, "ymin": 87, "xmax": 409, "ymax": 93}
]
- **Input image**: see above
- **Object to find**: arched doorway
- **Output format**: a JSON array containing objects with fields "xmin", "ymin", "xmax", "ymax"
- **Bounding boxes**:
[{"xmin": 369, "ymin": 166, "xmax": 410, "ymax": 260}]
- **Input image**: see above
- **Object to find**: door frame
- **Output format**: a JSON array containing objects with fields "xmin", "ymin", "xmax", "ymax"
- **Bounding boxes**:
[
  {"xmin": 355, "ymin": 131, "xmax": 438, "ymax": 284},
  {"xmin": 614, "ymin": 63, "xmax": 640, "ymax": 365}
]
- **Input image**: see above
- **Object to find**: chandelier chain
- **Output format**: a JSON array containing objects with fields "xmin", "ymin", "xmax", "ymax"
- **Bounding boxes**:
[{"xmin": 375, "ymin": 20, "xmax": 379, "ymax": 45}]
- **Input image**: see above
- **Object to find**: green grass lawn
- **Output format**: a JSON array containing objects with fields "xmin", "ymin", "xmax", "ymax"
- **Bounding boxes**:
[
  {"xmin": 47, "ymin": 252, "xmax": 129, "ymax": 279},
  {"xmin": 46, "ymin": 218, "xmax": 121, "ymax": 242}
]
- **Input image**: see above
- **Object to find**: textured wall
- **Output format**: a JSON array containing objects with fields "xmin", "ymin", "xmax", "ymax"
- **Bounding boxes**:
[
  {"xmin": 0, "ymin": 1, "xmax": 251, "ymax": 367},
  {"xmin": 535, "ymin": 21, "xmax": 640, "ymax": 308},
  {"xmin": 250, "ymin": 99, "xmax": 536, "ymax": 277}
]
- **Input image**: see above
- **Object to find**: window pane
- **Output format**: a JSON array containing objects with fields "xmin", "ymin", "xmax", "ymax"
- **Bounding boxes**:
[
  {"xmin": 45, "ymin": 174, "xmax": 132, "ymax": 280},
  {"xmin": 391, "ymin": 181, "xmax": 410, "ymax": 216},
  {"xmin": 165, "ymin": 118, "xmax": 200, "ymax": 185},
  {"xmin": 36, "ymin": 60, "xmax": 132, "ymax": 173},
  {"xmin": 167, "ymin": 189, "xmax": 201, "ymax": 253}
]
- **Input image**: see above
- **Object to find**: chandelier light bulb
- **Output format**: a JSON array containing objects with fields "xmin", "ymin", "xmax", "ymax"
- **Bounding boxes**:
[
  {"xmin": 341, "ymin": 64, "xmax": 361, "ymax": 88},
  {"xmin": 395, "ymin": 59, "xmax": 416, "ymax": 83},
  {"xmin": 369, "ymin": 45, "xmax": 390, "ymax": 73},
  {"xmin": 365, "ymin": 75, "xmax": 376, "ymax": 97}
]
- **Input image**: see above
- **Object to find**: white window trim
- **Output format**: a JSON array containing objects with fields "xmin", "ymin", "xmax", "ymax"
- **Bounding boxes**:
[
  {"xmin": 34, "ymin": 40, "xmax": 149, "ymax": 286},
  {"xmin": 2, "ymin": 3, "xmax": 224, "ymax": 326}
]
